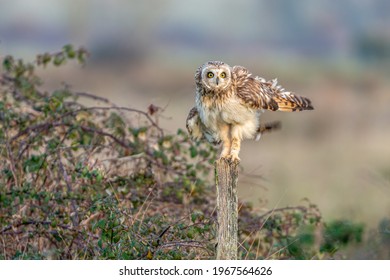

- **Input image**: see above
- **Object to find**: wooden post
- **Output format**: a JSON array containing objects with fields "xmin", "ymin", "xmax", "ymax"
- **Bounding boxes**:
[{"xmin": 215, "ymin": 158, "xmax": 239, "ymax": 260}]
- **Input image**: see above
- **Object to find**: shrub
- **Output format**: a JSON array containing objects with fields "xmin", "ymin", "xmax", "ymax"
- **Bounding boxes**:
[{"xmin": 0, "ymin": 46, "xmax": 362, "ymax": 259}]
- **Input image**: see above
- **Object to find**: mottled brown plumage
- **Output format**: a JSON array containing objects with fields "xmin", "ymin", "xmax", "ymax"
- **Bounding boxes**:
[{"xmin": 187, "ymin": 61, "xmax": 313, "ymax": 162}]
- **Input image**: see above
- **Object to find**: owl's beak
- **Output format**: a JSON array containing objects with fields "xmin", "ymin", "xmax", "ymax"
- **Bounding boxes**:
[{"xmin": 216, "ymin": 77, "xmax": 220, "ymax": 85}]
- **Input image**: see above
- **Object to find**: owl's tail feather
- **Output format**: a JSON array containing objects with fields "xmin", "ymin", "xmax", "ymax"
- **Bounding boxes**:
[{"xmin": 274, "ymin": 93, "xmax": 314, "ymax": 112}]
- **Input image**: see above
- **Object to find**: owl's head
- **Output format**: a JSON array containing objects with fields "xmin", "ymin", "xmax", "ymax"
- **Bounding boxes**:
[{"xmin": 199, "ymin": 61, "xmax": 232, "ymax": 91}]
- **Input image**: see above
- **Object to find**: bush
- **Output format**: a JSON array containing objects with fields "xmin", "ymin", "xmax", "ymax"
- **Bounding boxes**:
[{"xmin": 0, "ymin": 46, "xmax": 362, "ymax": 259}]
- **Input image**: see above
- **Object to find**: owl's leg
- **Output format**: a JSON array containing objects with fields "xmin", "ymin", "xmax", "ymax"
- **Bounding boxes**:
[
  {"xmin": 227, "ymin": 126, "xmax": 242, "ymax": 163},
  {"xmin": 219, "ymin": 124, "xmax": 231, "ymax": 159},
  {"xmin": 229, "ymin": 138, "xmax": 241, "ymax": 162}
]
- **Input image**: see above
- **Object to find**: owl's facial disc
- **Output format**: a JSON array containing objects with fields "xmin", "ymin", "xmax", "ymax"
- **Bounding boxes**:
[{"xmin": 202, "ymin": 66, "xmax": 231, "ymax": 91}]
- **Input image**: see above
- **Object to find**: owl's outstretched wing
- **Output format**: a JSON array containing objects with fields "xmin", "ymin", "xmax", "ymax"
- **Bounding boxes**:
[
  {"xmin": 233, "ymin": 66, "xmax": 313, "ymax": 112},
  {"xmin": 186, "ymin": 107, "xmax": 203, "ymax": 141},
  {"xmin": 186, "ymin": 107, "xmax": 221, "ymax": 145}
]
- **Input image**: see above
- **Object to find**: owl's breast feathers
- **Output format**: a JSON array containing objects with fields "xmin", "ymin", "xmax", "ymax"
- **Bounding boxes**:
[
  {"xmin": 197, "ymin": 87, "xmax": 234, "ymax": 110},
  {"xmin": 195, "ymin": 82, "xmax": 259, "ymax": 142}
]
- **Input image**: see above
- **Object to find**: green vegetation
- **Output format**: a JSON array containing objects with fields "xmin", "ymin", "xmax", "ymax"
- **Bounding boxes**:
[{"xmin": 0, "ymin": 46, "xmax": 367, "ymax": 259}]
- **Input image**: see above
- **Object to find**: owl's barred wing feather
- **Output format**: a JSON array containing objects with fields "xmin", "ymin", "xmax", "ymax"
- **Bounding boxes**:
[
  {"xmin": 233, "ymin": 66, "xmax": 279, "ymax": 110},
  {"xmin": 186, "ymin": 106, "xmax": 221, "ymax": 144},
  {"xmin": 232, "ymin": 66, "xmax": 313, "ymax": 112},
  {"xmin": 269, "ymin": 81, "xmax": 314, "ymax": 112},
  {"xmin": 186, "ymin": 107, "xmax": 203, "ymax": 141}
]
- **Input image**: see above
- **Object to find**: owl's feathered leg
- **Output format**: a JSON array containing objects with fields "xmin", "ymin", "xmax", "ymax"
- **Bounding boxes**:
[
  {"xmin": 219, "ymin": 123, "xmax": 232, "ymax": 159},
  {"xmin": 226, "ymin": 125, "xmax": 242, "ymax": 163},
  {"xmin": 229, "ymin": 137, "xmax": 241, "ymax": 163}
]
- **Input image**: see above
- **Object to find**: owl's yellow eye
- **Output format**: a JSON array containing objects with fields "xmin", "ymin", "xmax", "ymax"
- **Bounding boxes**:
[
  {"xmin": 207, "ymin": 72, "xmax": 214, "ymax": 78},
  {"xmin": 220, "ymin": 72, "xmax": 226, "ymax": 78}
]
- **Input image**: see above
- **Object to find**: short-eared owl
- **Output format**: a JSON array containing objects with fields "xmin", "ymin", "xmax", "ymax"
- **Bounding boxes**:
[{"xmin": 186, "ymin": 61, "xmax": 313, "ymax": 162}]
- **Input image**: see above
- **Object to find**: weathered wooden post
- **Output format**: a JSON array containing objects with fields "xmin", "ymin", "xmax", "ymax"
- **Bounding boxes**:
[{"xmin": 215, "ymin": 158, "xmax": 239, "ymax": 260}]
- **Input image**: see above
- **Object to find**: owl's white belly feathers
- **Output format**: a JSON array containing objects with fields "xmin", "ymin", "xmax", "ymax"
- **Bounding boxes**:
[{"xmin": 196, "ymin": 95, "xmax": 260, "ymax": 142}]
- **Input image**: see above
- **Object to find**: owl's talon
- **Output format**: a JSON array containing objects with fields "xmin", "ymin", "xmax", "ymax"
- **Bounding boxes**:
[
  {"xmin": 230, "ymin": 156, "xmax": 240, "ymax": 164},
  {"xmin": 218, "ymin": 156, "xmax": 228, "ymax": 162},
  {"xmin": 222, "ymin": 154, "xmax": 240, "ymax": 164}
]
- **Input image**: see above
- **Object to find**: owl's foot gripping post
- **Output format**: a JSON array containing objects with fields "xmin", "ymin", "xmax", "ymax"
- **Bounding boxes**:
[
  {"xmin": 224, "ymin": 137, "xmax": 241, "ymax": 163},
  {"xmin": 220, "ymin": 149, "xmax": 241, "ymax": 163},
  {"xmin": 219, "ymin": 124, "xmax": 233, "ymax": 160},
  {"xmin": 219, "ymin": 124, "xmax": 241, "ymax": 163}
]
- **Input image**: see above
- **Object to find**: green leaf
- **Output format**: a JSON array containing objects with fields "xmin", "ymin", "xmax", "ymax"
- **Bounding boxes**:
[
  {"xmin": 53, "ymin": 53, "xmax": 66, "ymax": 66},
  {"xmin": 52, "ymin": 89, "xmax": 71, "ymax": 100},
  {"xmin": 2, "ymin": 55, "xmax": 14, "ymax": 72},
  {"xmin": 76, "ymin": 47, "xmax": 88, "ymax": 64},
  {"xmin": 189, "ymin": 146, "xmax": 198, "ymax": 158},
  {"xmin": 23, "ymin": 154, "xmax": 47, "ymax": 173},
  {"xmin": 63, "ymin": 44, "xmax": 76, "ymax": 58},
  {"xmin": 42, "ymin": 53, "xmax": 52, "ymax": 66}
]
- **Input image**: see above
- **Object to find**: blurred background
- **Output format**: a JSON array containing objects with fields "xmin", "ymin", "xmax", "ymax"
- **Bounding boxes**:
[{"xmin": 1, "ymin": 0, "xmax": 389, "ymax": 235}]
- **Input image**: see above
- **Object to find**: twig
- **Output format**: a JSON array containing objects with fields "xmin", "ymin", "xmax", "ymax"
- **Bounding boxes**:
[
  {"xmin": 100, "ymin": 153, "xmax": 145, "ymax": 162},
  {"xmin": 0, "ymin": 220, "xmax": 99, "ymax": 239},
  {"xmin": 73, "ymin": 92, "xmax": 111, "ymax": 104},
  {"xmin": 78, "ymin": 125, "xmax": 131, "ymax": 149},
  {"xmin": 133, "ymin": 186, "xmax": 156, "ymax": 231},
  {"xmin": 159, "ymin": 241, "xmax": 213, "ymax": 255},
  {"xmin": 12, "ymin": 121, "xmax": 63, "ymax": 142},
  {"xmin": 266, "ymin": 237, "xmax": 300, "ymax": 259},
  {"xmin": 257, "ymin": 206, "xmax": 307, "ymax": 221},
  {"xmin": 245, "ymin": 190, "xmax": 290, "ymax": 242},
  {"xmin": 11, "ymin": 104, "xmax": 164, "ymax": 143},
  {"xmin": 74, "ymin": 106, "xmax": 164, "ymax": 136},
  {"xmin": 156, "ymin": 226, "xmax": 171, "ymax": 246},
  {"xmin": 3, "ymin": 128, "xmax": 18, "ymax": 188},
  {"xmin": 57, "ymin": 150, "xmax": 79, "ymax": 227}
]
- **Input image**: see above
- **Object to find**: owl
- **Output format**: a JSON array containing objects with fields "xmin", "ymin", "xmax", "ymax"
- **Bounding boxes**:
[{"xmin": 186, "ymin": 61, "xmax": 313, "ymax": 162}]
